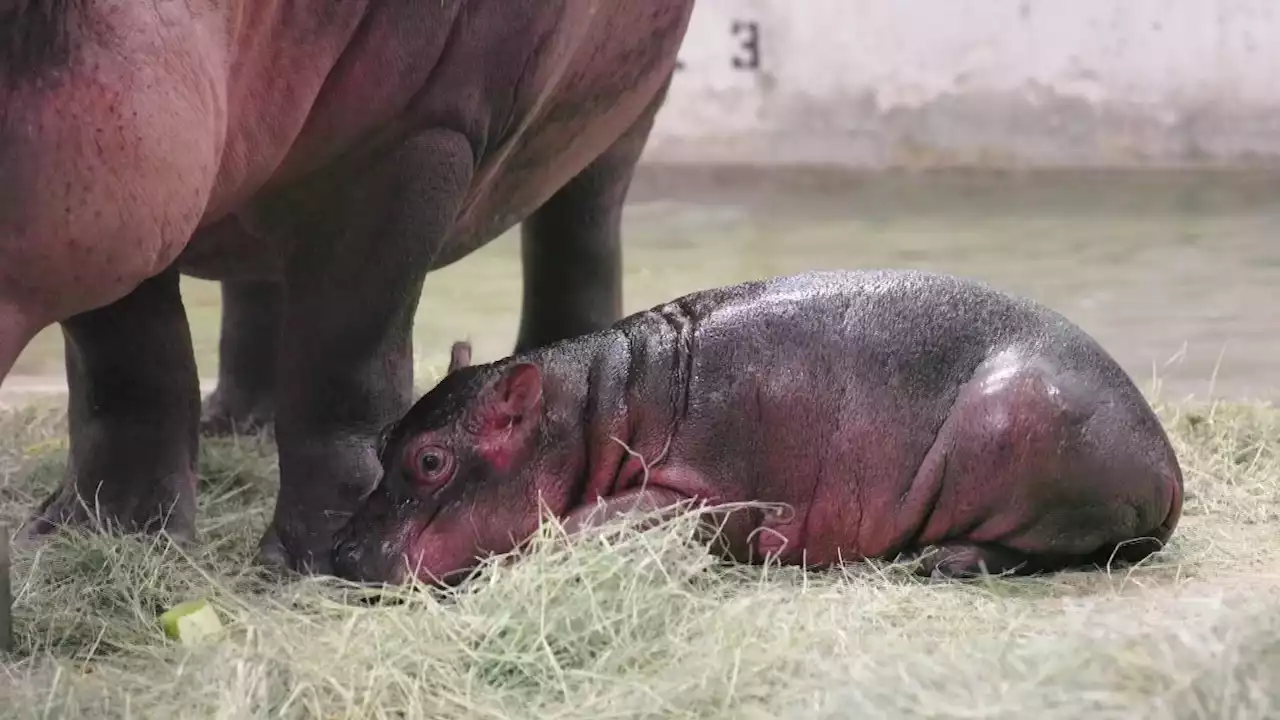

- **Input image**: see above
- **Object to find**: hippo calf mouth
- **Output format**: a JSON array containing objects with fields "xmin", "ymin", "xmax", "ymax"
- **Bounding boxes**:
[{"xmin": 335, "ymin": 486, "xmax": 702, "ymax": 587}]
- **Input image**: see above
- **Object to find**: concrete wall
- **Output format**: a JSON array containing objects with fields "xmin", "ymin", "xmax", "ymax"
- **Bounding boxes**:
[{"xmin": 642, "ymin": 0, "xmax": 1280, "ymax": 168}]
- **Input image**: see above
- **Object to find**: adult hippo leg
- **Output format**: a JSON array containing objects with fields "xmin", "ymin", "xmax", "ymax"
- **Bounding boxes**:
[
  {"xmin": 257, "ymin": 130, "xmax": 474, "ymax": 574},
  {"xmin": 514, "ymin": 77, "xmax": 673, "ymax": 352},
  {"xmin": 23, "ymin": 269, "xmax": 200, "ymax": 543},
  {"xmin": 200, "ymin": 279, "xmax": 283, "ymax": 436}
]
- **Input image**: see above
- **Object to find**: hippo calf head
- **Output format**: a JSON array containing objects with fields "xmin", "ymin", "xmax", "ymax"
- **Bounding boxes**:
[{"xmin": 333, "ymin": 355, "xmax": 566, "ymax": 586}]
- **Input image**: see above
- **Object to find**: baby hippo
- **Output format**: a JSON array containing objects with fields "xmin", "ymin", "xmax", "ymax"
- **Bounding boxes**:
[{"xmin": 333, "ymin": 269, "xmax": 1183, "ymax": 586}]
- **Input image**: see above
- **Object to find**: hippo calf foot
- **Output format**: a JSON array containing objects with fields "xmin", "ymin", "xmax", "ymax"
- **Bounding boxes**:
[
  {"xmin": 199, "ymin": 389, "xmax": 276, "ymax": 437},
  {"xmin": 20, "ymin": 472, "xmax": 198, "ymax": 547},
  {"xmin": 909, "ymin": 543, "xmax": 1035, "ymax": 579}
]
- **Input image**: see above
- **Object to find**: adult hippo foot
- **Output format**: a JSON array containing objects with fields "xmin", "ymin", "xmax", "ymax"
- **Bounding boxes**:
[
  {"xmin": 252, "ymin": 523, "xmax": 324, "ymax": 576},
  {"xmin": 199, "ymin": 280, "xmax": 283, "ymax": 438},
  {"xmin": 199, "ymin": 389, "xmax": 276, "ymax": 437},
  {"xmin": 252, "ymin": 430, "xmax": 395, "ymax": 576},
  {"xmin": 20, "ymin": 269, "xmax": 202, "ymax": 550},
  {"xmin": 253, "ymin": 511, "xmax": 349, "ymax": 576},
  {"xmin": 21, "ymin": 470, "xmax": 198, "ymax": 547}
]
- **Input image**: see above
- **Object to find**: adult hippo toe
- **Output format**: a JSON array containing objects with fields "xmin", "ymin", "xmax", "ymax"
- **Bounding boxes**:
[{"xmin": 0, "ymin": 0, "xmax": 694, "ymax": 573}]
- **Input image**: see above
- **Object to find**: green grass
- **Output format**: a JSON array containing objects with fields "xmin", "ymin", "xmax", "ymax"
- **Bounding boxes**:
[{"xmin": 0, "ymin": 395, "xmax": 1277, "ymax": 719}]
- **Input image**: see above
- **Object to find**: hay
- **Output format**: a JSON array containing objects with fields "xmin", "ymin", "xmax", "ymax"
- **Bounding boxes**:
[{"xmin": 0, "ymin": 397, "xmax": 1277, "ymax": 719}]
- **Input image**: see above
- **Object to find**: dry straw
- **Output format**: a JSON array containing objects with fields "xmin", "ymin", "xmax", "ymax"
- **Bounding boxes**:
[{"xmin": 0, "ymin": 395, "xmax": 1276, "ymax": 719}]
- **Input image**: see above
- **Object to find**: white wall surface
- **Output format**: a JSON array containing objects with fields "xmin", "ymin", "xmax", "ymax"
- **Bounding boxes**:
[{"xmin": 642, "ymin": 0, "xmax": 1280, "ymax": 167}]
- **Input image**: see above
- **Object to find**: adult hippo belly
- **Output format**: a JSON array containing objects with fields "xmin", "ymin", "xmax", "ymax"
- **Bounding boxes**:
[{"xmin": 0, "ymin": 0, "xmax": 694, "ymax": 574}]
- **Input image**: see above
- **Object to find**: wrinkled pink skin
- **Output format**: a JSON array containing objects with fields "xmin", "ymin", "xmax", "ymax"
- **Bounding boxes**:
[
  {"xmin": 0, "ymin": 0, "xmax": 694, "ymax": 573},
  {"xmin": 333, "ymin": 269, "xmax": 1185, "ymax": 586}
]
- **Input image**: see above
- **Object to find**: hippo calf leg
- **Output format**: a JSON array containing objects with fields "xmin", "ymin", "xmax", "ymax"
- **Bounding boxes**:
[
  {"xmin": 904, "ymin": 354, "xmax": 1182, "ymax": 578},
  {"xmin": 24, "ymin": 269, "xmax": 200, "ymax": 542},
  {"xmin": 256, "ymin": 130, "xmax": 474, "ymax": 574},
  {"xmin": 514, "ymin": 80, "xmax": 671, "ymax": 353},
  {"xmin": 200, "ymin": 278, "xmax": 283, "ymax": 436},
  {"xmin": 910, "ymin": 543, "xmax": 1043, "ymax": 578}
]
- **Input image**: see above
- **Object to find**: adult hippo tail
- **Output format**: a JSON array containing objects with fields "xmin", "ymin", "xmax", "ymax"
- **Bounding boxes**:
[
  {"xmin": 0, "ymin": 0, "xmax": 695, "ymax": 573},
  {"xmin": 334, "ymin": 269, "xmax": 1184, "ymax": 586}
]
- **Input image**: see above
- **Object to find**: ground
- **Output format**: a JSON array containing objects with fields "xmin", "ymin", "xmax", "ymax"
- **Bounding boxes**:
[
  {"xmin": 5, "ymin": 169, "xmax": 1280, "ymax": 403},
  {"xmin": 0, "ymin": 391, "xmax": 1276, "ymax": 719}
]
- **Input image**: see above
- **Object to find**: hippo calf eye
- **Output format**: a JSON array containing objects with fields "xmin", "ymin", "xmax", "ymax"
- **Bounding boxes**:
[
  {"xmin": 406, "ymin": 442, "xmax": 456, "ymax": 489},
  {"xmin": 421, "ymin": 452, "xmax": 443, "ymax": 473}
]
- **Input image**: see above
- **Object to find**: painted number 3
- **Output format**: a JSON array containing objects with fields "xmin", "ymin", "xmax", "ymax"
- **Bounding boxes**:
[
  {"xmin": 731, "ymin": 21, "xmax": 761, "ymax": 70},
  {"xmin": 675, "ymin": 20, "xmax": 761, "ymax": 71}
]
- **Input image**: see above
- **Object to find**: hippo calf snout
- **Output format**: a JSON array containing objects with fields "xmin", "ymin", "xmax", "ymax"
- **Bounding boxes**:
[
  {"xmin": 331, "ymin": 485, "xmax": 415, "ymax": 585},
  {"xmin": 333, "ymin": 529, "xmax": 431, "ymax": 587},
  {"xmin": 331, "ymin": 533, "xmax": 380, "ymax": 584}
]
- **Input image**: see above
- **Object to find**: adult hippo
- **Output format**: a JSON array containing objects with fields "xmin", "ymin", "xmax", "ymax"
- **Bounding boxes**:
[{"xmin": 0, "ymin": 0, "xmax": 695, "ymax": 574}]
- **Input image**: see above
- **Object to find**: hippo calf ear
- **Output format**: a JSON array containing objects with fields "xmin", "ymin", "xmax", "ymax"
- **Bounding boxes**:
[
  {"xmin": 474, "ymin": 363, "xmax": 543, "ymax": 431},
  {"xmin": 448, "ymin": 341, "xmax": 472, "ymax": 374}
]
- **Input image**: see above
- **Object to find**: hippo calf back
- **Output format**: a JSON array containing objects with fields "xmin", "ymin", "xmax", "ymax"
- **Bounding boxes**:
[{"xmin": 335, "ymin": 269, "xmax": 1184, "ymax": 585}]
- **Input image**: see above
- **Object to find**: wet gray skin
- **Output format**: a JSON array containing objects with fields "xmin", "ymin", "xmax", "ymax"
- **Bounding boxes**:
[{"xmin": 333, "ymin": 269, "xmax": 1183, "ymax": 587}]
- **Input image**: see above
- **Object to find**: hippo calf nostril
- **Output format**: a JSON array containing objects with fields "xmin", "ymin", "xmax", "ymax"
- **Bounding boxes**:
[{"xmin": 331, "ymin": 539, "xmax": 365, "ymax": 579}]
